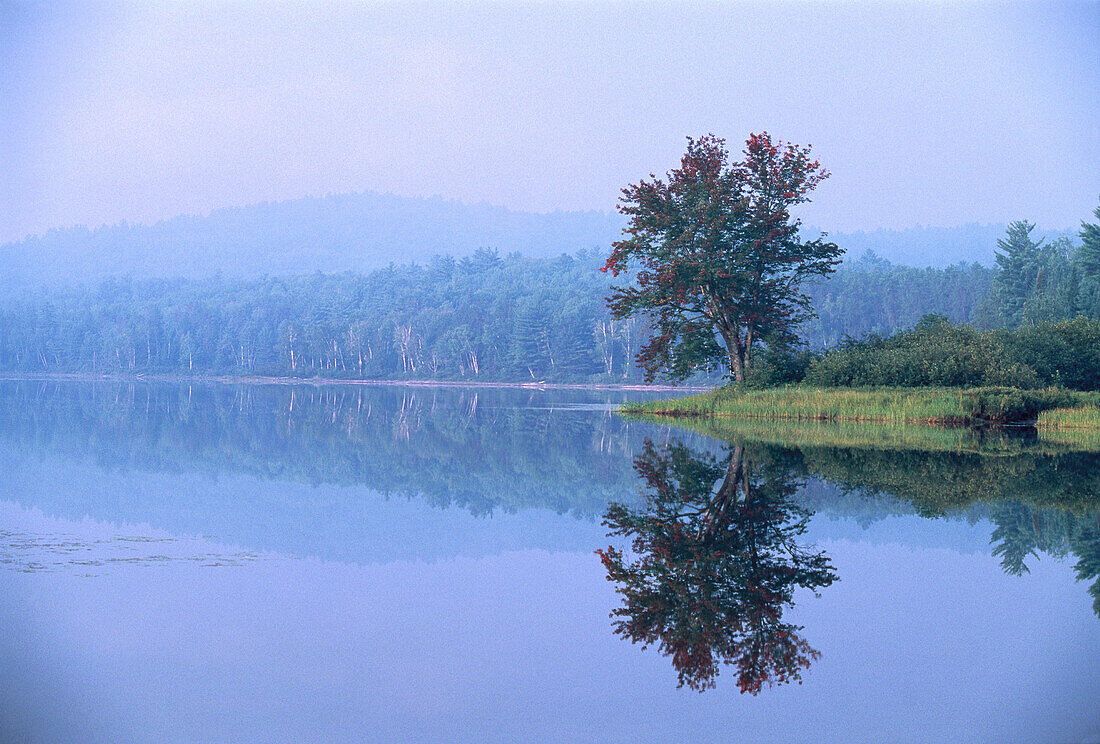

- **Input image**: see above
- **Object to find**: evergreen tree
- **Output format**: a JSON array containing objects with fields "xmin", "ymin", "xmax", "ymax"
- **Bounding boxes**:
[
  {"xmin": 1077, "ymin": 200, "xmax": 1100, "ymax": 318},
  {"xmin": 987, "ymin": 220, "xmax": 1046, "ymax": 327}
]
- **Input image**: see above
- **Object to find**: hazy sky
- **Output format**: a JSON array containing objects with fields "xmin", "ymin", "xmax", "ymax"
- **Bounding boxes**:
[{"xmin": 2, "ymin": 1, "xmax": 1098, "ymax": 244}]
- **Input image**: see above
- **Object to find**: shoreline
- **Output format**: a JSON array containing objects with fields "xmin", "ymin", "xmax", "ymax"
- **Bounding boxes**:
[
  {"xmin": 622, "ymin": 385, "xmax": 1100, "ymax": 430},
  {"xmin": 0, "ymin": 371, "xmax": 712, "ymax": 393}
]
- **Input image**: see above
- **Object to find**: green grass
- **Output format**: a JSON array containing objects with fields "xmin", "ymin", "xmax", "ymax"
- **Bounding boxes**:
[
  {"xmin": 1037, "ymin": 404, "xmax": 1100, "ymax": 430},
  {"xmin": 623, "ymin": 385, "xmax": 1100, "ymax": 428},
  {"xmin": 629, "ymin": 413, "xmax": 1100, "ymax": 454}
]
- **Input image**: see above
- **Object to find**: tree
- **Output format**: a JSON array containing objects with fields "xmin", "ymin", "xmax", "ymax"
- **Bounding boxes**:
[
  {"xmin": 1079, "ymin": 200, "xmax": 1100, "ymax": 278},
  {"xmin": 985, "ymin": 220, "xmax": 1050, "ymax": 327},
  {"xmin": 1077, "ymin": 199, "xmax": 1100, "ymax": 318},
  {"xmin": 602, "ymin": 133, "xmax": 841, "ymax": 383}
]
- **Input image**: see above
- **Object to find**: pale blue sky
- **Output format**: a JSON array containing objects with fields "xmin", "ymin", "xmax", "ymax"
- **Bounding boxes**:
[{"xmin": 2, "ymin": 1, "xmax": 1098, "ymax": 244}]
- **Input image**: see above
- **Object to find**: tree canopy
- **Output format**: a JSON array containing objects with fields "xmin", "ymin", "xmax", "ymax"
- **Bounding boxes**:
[
  {"xmin": 603, "ymin": 133, "xmax": 842, "ymax": 382},
  {"xmin": 1077, "ymin": 200, "xmax": 1100, "ymax": 318}
]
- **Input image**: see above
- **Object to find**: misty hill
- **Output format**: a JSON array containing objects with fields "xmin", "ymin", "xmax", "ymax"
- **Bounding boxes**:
[
  {"xmin": 815, "ymin": 224, "xmax": 1078, "ymax": 268},
  {"xmin": 0, "ymin": 190, "xmax": 1078, "ymax": 290},
  {"xmin": 0, "ymin": 192, "xmax": 622, "ymax": 291}
]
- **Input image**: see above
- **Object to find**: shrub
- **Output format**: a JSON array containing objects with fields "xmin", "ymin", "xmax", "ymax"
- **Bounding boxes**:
[
  {"xmin": 804, "ymin": 315, "xmax": 1039, "ymax": 388},
  {"xmin": 961, "ymin": 387, "xmax": 1077, "ymax": 424},
  {"xmin": 1002, "ymin": 317, "xmax": 1100, "ymax": 390},
  {"xmin": 743, "ymin": 345, "xmax": 814, "ymax": 388}
]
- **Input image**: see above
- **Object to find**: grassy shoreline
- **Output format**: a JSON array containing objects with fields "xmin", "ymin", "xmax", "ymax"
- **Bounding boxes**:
[
  {"xmin": 627, "ymin": 413, "xmax": 1100, "ymax": 453},
  {"xmin": 622, "ymin": 385, "xmax": 1100, "ymax": 429}
]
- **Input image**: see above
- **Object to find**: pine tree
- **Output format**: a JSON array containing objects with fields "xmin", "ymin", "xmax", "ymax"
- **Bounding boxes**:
[
  {"xmin": 1077, "ymin": 200, "xmax": 1100, "ymax": 318},
  {"xmin": 988, "ymin": 220, "xmax": 1046, "ymax": 327}
]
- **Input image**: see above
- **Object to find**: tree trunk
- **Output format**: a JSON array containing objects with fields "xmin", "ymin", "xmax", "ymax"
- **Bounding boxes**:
[
  {"xmin": 729, "ymin": 346, "xmax": 744, "ymax": 382},
  {"xmin": 720, "ymin": 328, "xmax": 746, "ymax": 383}
]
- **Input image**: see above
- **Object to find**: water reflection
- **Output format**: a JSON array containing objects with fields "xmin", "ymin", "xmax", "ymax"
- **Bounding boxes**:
[
  {"xmin": 0, "ymin": 379, "xmax": 701, "ymax": 518},
  {"xmin": 986, "ymin": 501, "xmax": 1100, "ymax": 615},
  {"xmin": 599, "ymin": 439, "xmax": 837, "ymax": 692},
  {"xmin": 780, "ymin": 434, "xmax": 1100, "ymax": 617},
  {"xmin": 601, "ymin": 431, "xmax": 1100, "ymax": 691},
  {"xmin": 2, "ymin": 380, "xmax": 1099, "ymax": 740},
  {"xmin": 2, "ymin": 380, "xmax": 1098, "ymax": 614}
]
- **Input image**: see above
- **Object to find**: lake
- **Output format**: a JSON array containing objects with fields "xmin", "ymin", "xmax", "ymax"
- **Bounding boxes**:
[{"xmin": 1, "ymin": 380, "xmax": 1097, "ymax": 743}]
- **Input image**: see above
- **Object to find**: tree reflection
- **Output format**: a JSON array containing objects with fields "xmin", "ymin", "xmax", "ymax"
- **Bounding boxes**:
[
  {"xmin": 598, "ymin": 439, "xmax": 837, "ymax": 693},
  {"xmin": 988, "ymin": 500, "xmax": 1100, "ymax": 617}
]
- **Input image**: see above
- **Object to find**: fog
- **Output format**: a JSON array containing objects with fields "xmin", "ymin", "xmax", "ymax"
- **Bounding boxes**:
[{"xmin": 3, "ymin": 1, "xmax": 1098, "ymax": 249}]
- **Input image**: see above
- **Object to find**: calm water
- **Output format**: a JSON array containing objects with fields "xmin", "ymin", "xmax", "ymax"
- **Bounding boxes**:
[{"xmin": 1, "ymin": 380, "xmax": 1097, "ymax": 743}]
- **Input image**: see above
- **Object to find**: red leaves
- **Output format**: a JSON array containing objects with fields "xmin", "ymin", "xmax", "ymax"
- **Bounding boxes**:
[{"xmin": 604, "ymin": 131, "xmax": 841, "ymax": 381}]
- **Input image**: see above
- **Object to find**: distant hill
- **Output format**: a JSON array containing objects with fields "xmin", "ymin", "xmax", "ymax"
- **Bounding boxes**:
[
  {"xmin": 0, "ymin": 192, "xmax": 623, "ymax": 290},
  {"xmin": 0, "ymin": 190, "xmax": 1080, "ymax": 290},
  {"xmin": 816, "ymin": 224, "xmax": 1078, "ymax": 268}
]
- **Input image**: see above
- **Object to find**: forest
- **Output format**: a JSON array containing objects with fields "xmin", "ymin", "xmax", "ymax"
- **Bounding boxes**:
[
  {"xmin": 0, "ymin": 248, "xmax": 996, "ymax": 382},
  {"xmin": 0, "ymin": 214, "xmax": 1095, "ymax": 385}
]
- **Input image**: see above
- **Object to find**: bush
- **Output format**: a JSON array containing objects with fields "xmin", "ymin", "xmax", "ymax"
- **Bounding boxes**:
[
  {"xmin": 961, "ymin": 387, "xmax": 1077, "ymax": 424},
  {"xmin": 743, "ymin": 345, "xmax": 814, "ymax": 388},
  {"xmin": 804, "ymin": 315, "xmax": 1039, "ymax": 388},
  {"xmin": 733, "ymin": 315, "xmax": 1099, "ymax": 392},
  {"xmin": 1001, "ymin": 317, "xmax": 1100, "ymax": 391}
]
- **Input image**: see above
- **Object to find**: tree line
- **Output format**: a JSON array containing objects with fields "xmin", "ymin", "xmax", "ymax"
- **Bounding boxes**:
[
  {"xmin": 0, "ymin": 204, "xmax": 1095, "ymax": 383},
  {"xmin": 0, "ymin": 248, "xmax": 1002, "ymax": 382},
  {"xmin": 0, "ymin": 249, "xmax": 647, "ymax": 382}
]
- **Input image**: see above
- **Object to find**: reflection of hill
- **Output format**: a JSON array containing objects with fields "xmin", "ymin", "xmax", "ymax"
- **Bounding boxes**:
[
  {"xmin": 0, "ymin": 456, "xmax": 615, "ymax": 564},
  {"xmin": 10, "ymin": 381, "xmax": 1096, "ymax": 520},
  {"xmin": 3, "ymin": 380, "xmax": 1097, "ymax": 607}
]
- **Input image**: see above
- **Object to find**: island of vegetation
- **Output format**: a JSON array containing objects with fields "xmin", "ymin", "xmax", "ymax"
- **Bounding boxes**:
[{"xmin": 606, "ymin": 133, "xmax": 1100, "ymax": 429}]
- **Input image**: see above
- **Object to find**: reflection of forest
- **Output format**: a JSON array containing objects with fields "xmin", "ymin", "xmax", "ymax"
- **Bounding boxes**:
[
  {"xmin": 1, "ymin": 380, "xmax": 1097, "ymax": 614},
  {"xmin": 599, "ymin": 440, "xmax": 837, "ymax": 692},
  {"xmin": 602, "ymin": 437, "xmax": 1100, "ymax": 693},
  {"xmin": 0, "ymin": 380, "xmax": 708, "ymax": 517},
  {"xmin": 784, "ymin": 441, "xmax": 1100, "ymax": 616}
]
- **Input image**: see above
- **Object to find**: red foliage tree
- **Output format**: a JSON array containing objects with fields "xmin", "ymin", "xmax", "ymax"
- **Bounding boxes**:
[{"xmin": 603, "ymin": 133, "xmax": 841, "ymax": 382}]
